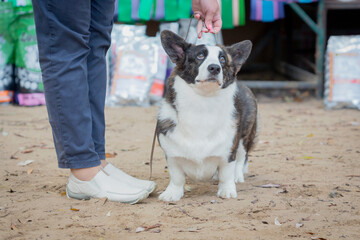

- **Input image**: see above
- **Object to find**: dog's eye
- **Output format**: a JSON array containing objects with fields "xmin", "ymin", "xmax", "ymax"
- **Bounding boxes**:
[
  {"xmin": 219, "ymin": 56, "xmax": 226, "ymax": 65},
  {"xmin": 197, "ymin": 53, "xmax": 205, "ymax": 60}
]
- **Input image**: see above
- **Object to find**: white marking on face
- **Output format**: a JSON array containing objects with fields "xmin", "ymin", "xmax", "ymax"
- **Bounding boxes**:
[{"xmin": 195, "ymin": 46, "xmax": 223, "ymax": 85}]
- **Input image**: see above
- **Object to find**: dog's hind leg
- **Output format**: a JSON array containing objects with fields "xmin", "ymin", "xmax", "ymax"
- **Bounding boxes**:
[
  {"xmin": 217, "ymin": 160, "xmax": 237, "ymax": 199},
  {"xmin": 243, "ymin": 155, "xmax": 248, "ymax": 174},
  {"xmin": 235, "ymin": 140, "xmax": 246, "ymax": 183},
  {"xmin": 159, "ymin": 157, "xmax": 185, "ymax": 202}
]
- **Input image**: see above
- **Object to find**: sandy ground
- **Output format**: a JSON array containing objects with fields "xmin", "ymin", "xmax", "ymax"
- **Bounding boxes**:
[{"xmin": 1, "ymin": 99, "xmax": 360, "ymax": 240}]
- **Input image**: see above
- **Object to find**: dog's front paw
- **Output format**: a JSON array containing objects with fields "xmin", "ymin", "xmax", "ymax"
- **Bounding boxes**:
[
  {"xmin": 159, "ymin": 187, "xmax": 184, "ymax": 202},
  {"xmin": 217, "ymin": 183, "xmax": 237, "ymax": 199}
]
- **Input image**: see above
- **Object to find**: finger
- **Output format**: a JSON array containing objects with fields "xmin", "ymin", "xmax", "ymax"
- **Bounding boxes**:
[
  {"xmin": 202, "ymin": 27, "xmax": 209, "ymax": 33},
  {"xmin": 194, "ymin": 13, "xmax": 201, "ymax": 20},
  {"xmin": 204, "ymin": 12, "xmax": 215, "ymax": 33},
  {"xmin": 212, "ymin": 16, "xmax": 222, "ymax": 33},
  {"xmin": 196, "ymin": 18, "xmax": 203, "ymax": 37}
]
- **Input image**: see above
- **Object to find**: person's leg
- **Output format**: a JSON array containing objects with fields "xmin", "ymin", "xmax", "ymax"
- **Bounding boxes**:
[
  {"xmin": 32, "ymin": 0, "xmax": 153, "ymax": 202},
  {"xmin": 86, "ymin": 0, "xmax": 156, "ymax": 193},
  {"xmin": 32, "ymin": 0, "xmax": 100, "ymax": 172},
  {"xmin": 87, "ymin": 0, "xmax": 115, "ymax": 162}
]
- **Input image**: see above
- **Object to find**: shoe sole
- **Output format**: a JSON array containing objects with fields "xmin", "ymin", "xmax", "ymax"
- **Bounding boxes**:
[
  {"xmin": 66, "ymin": 186, "xmax": 150, "ymax": 204},
  {"xmin": 131, "ymin": 191, "xmax": 150, "ymax": 205},
  {"xmin": 147, "ymin": 182, "xmax": 157, "ymax": 194},
  {"xmin": 66, "ymin": 186, "xmax": 91, "ymax": 200}
]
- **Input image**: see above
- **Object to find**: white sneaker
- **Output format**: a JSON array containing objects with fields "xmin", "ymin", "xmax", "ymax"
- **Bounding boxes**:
[
  {"xmin": 103, "ymin": 163, "xmax": 156, "ymax": 194},
  {"xmin": 66, "ymin": 168, "xmax": 149, "ymax": 204}
]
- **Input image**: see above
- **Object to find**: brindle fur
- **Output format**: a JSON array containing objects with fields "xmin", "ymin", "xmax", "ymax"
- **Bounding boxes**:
[
  {"xmin": 164, "ymin": 71, "xmax": 178, "ymax": 110},
  {"xmin": 229, "ymin": 82, "xmax": 257, "ymax": 162},
  {"xmin": 157, "ymin": 30, "xmax": 257, "ymax": 164},
  {"xmin": 156, "ymin": 119, "xmax": 176, "ymax": 138}
]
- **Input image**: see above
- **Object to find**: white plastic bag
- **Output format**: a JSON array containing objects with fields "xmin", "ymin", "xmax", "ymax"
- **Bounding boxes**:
[
  {"xmin": 106, "ymin": 24, "xmax": 154, "ymax": 107},
  {"xmin": 324, "ymin": 35, "xmax": 360, "ymax": 110}
]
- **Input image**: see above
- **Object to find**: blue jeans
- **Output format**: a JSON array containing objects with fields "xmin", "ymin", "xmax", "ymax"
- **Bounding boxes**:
[{"xmin": 32, "ymin": 0, "xmax": 115, "ymax": 168}]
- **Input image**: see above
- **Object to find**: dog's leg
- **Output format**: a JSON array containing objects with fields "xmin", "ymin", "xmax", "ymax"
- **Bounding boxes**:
[
  {"xmin": 243, "ymin": 155, "xmax": 248, "ymax": 174},
  {"xmin": 217, "ymin": 160, "xmax": 237, "ymax": 199},
  {"xmin": 212, "ymin": 169, "xmax": 218, "ymax": 181},
  {"xmin": 235, "ymin": 140, "xmax": 246, "ymax": 183},
  {"xmin": 159, "ymin": 157, "xmax": 185, "ymax": 202}
]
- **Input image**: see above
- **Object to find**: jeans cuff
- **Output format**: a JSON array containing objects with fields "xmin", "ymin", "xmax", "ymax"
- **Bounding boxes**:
[{"xmin": 58, "ymin": 157, "xmax": 101, "ymax": 169}]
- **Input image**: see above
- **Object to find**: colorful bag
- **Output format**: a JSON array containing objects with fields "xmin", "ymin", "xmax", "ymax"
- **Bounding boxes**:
[
  {"xmin": 0, "ymin": 2, "xmax": 16, "ymax": 104},
  {"xmin": 11, "ymin": 6, "xmax": 45, "ymax": 106}
]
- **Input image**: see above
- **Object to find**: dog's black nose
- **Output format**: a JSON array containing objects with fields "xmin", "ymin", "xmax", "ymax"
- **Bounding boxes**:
[{"xmin": 208, "ymin": 64, "xmax": 221, "ymax": 75}]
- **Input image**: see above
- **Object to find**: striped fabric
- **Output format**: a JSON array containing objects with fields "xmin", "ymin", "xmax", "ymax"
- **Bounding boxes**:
[
  {"xmin": 116, "ymin": 0, "xmax": 246, "ymax": 29},
  {"xmin": 118, "ymin": 0, "xmax": 192, "ymax": 22},
  {"xmin": 250, "ymin": 0, "xmax": 318, "ymax": 22},
  {"xmin": 221, "ymin": 0, "xmax": 246, "ymax": 29}
]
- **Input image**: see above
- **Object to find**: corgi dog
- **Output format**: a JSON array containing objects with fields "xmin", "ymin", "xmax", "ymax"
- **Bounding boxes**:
[{"xmin": 157, "ymin": 30, "xmax": 258, "ymax": 201}]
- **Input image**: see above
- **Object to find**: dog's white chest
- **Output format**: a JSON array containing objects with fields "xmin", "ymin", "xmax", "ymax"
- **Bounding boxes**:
[
  {"xmin": 158, "ymin": 77, "xmax": 237, "ymax": 168},
  {"xmin": 175, "ymin": 156, "xmax": 221, "ymax": 181}
]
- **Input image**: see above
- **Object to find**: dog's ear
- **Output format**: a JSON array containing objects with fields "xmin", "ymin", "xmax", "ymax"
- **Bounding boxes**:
[
  {"xmin": 161, "ymin": 30, "xmax": 190, "ymax": 65},
  {"xmin": 226, "ymin": 40, "xmax": 252, "ymax": 74}
]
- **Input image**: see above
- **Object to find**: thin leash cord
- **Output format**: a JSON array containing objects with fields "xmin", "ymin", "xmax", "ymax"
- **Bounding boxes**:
[
  {"xmin": 149, "ymin": 121, "xmax": 158, "ymax": 180},
  {"xmin": 184, "ymin": 14, "xmax": 194, "ymax": 42}
]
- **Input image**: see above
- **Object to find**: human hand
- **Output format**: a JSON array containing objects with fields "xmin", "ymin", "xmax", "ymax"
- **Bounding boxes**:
[{"xmin": 192, "ymin": 0, "xmax": 222, "ymax": 38}]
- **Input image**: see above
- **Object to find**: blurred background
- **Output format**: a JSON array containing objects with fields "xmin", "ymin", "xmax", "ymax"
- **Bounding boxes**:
[{"xmin": 1, "ymin": 0, "xmax": 360, "ymax": 109}]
